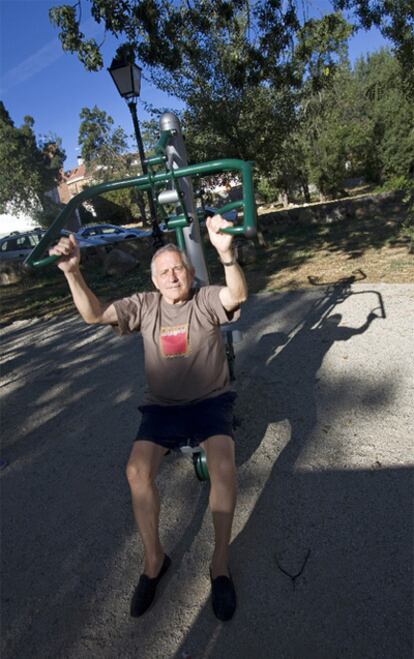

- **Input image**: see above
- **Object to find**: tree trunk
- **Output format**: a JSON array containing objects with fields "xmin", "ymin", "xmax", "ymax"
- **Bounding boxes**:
[
  {"xmin": 281, "ymin": 191, "xmax": 289, "ymax": 208},
  {"xmin": 302, "ymin": 181, "xmax": 311, "ymax": 203},
  {"xmin": 136, "ymin": 191, "xmax": 148, "ymax": 224}
]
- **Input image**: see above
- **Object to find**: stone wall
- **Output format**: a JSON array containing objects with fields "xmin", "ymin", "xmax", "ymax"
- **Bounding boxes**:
[{"xmin": 258, "ymin": 190, "xmax": 406, "ymax": 228}]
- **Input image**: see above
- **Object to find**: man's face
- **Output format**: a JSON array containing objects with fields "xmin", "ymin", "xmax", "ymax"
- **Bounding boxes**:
[{"xmin": 152, "ymin": 251, "xmax": 194, "ymax": 304}]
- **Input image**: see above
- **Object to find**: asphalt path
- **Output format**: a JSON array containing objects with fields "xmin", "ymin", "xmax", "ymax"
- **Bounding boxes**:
[{"xmin": 1, "ymin": 282, "xmax": 413, "ymax": 659}]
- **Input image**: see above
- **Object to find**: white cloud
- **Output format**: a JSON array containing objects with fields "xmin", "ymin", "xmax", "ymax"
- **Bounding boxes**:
[
  {"xmin": 1, "ymin": 18, "xmax": 103, "ymax": 93},
  {"xmin": 1, "ymin": 39, "xmax": 63, "ymax": 92}
]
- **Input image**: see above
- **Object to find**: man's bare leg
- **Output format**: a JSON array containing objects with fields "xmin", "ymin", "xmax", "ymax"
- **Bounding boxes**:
[
  {"xmin": 126, "ymin": 440, "xmax": 167, "ymax": 577},
  {"xmin": 200, "ymin": 435, "xmax": 237, "ymax": 578}
]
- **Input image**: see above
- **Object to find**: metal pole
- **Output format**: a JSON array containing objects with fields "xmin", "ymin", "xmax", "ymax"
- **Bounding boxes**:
[
  {"xmin": 159, "ymin": 112, "xmax": 209, "ymax": 286},
  {"xmin": 128, "ymin": 100, "xmax": 163, "ymax": 249}
]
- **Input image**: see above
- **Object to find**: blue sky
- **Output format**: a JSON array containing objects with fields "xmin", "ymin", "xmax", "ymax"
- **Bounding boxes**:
[{"xmin": 1, "ymin": 0, "xmax": 391, "ymax": 171}]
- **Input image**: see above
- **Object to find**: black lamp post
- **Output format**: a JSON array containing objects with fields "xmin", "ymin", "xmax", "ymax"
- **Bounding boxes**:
[{"xmin": 108, "ymin": 58, "xmax": 163, "ymax": 248}]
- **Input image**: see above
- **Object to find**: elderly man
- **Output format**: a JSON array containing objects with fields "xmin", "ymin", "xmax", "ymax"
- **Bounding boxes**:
[{"xmin": 50, "ymin": 215, "xmax": 247, "ymax": 620}]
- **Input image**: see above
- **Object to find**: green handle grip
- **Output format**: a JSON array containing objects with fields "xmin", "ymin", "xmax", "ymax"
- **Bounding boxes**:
[
  {"xmin": 30, "ymin": 254, "xmax": 60, "ymax": 268},
  {"xmin": 203, "ymin": 200, "xmax": 256, "ymax": 237},
  {"xmin": 221, "ymin": 225, "xmax": 247, "ymax": 236}
]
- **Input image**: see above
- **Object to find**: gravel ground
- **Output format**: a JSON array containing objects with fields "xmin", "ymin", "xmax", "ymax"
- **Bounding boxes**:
[{"xmin": 1, "ymin": 283, "xmax": 413, "ymax": 659}]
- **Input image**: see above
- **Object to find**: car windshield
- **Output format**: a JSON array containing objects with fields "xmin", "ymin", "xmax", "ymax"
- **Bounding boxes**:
[{"xmin": 101, "ymin": 227, "xmax": 122, "ymax": 234}]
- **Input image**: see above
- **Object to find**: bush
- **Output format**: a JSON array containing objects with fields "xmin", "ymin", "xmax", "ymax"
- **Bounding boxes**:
[
  {"xmin": 256, "ymin": 176, "xmax": 280, "ymax": 204},
  {"xmin": 380, "ymin": 176, "xmax": 409, "ymax": 192}
]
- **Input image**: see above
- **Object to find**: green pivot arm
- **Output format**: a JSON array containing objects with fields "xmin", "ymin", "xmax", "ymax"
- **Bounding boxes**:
[{"xmin": 24, "ymin": 158, "xmax": 256, "ymax": 269}]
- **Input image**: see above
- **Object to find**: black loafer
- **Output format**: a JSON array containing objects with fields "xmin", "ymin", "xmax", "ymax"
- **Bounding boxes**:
[
  {"xmin": 130, "ymin": 554, "xmax": 171, "ymax": 617},
  {"xmin": 210, "ymin": 569, "xmax": 237, "ymax": 621}
]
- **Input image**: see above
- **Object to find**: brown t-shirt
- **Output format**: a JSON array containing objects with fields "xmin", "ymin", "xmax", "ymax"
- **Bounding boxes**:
[{"xmin": 113, "ymin": 286, "xmax": 240, "ymax": 406}]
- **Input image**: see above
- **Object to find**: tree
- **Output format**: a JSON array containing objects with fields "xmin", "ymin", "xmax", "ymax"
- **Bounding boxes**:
[
  {"xmin": 333, "ymin": 0, "xmax": 414, "ymax": 95},
  {"xmin": 284, "ymin": 13, "xmax": 354, "ymax": 200},
  {"xmin": 49, "ymin": 2, "xmax": 356, "ymax": 205},
  {"xmin": 352, "ymin": 49, "xmax": 414, "ymax": 183},
  {"xmin": 50, "ymin": 2, "xmax": 302, "ymax": 174},
  {"xmin": 78, "ymin": 105, "xmax": 130, "ymax": 175},
  {"xmin": 0, "ymin": 102, "xmax": 65, "ymax": 215},
  {"xmin": 49, "ymin": 1, "xmax": 413, "ymax": 203},
  {"xmin": 297, "ymin": 61, "xmax": 357, "ymax": 200},
  {"xmin": 77, "ymin": 104, "xmax": 148, "ymax": 223},
  {"xmin": 298, "ymin": 48, "xmax": 414, "ymax": 198}
]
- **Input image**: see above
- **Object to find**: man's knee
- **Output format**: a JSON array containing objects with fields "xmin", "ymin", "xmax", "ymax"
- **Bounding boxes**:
[
  {"xmin": 210, "ymin": 458, "xmax": 237, "ymax": 484},
  {"xmin": 125, "ymin": 442, "xmax": 164, "ymax": 488},
  {"xmin": 202, "ymin": 436, "xmax": 237, "ymax": 483},
  {"xmin": 126, "ymin": 459, "xmax": 152, "ymax": 488}
]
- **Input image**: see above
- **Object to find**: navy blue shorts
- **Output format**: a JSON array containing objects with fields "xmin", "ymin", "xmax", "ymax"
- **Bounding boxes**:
[{"xmin": 136, "ymin": 391, "xmax": 236, "ymax": 451}]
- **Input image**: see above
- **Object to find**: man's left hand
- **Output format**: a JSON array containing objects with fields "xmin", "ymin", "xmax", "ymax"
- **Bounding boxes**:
[{"xmin": 206, "ymin": 215, "xmax": 234, "ymax": 257}]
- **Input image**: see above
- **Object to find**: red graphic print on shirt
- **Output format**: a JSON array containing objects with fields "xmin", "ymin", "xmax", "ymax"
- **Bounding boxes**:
[{"xmin": 160, "ymin": 324, "xmax": 189, "ymax": 358}]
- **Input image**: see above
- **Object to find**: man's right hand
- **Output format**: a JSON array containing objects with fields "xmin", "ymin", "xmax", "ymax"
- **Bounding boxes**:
[{"xmin": 49, "ymin": 234, "xmax": 80, "ymax": 274}]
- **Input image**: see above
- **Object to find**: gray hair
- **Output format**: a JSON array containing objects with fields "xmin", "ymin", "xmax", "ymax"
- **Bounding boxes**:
[{"xmin": 150, "ymin": 243, "xmax": 193, "ymax": 277}]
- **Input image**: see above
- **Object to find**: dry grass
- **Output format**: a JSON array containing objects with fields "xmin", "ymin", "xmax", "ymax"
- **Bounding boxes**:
[
  {"xmin": 256, "ymin": 238, "xmax": 413, "ymax": 291},
  {"xmin": 243, "ymin": 201, "xmax": 413, "ymax": 292}
]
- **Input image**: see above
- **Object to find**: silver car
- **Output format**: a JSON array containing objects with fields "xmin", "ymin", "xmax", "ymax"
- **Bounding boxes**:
[{"xmin": 0, "ymin": 231, "xmax": 46, "ymax": 262}]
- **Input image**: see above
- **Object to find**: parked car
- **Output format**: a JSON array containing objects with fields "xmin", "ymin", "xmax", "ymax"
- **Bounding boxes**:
[
  {"xmin": 75, "ymin": 224, "xmax": 151, "ymax": 245},
  {"xmin": 60, "ymin": 229, "xmax": 104, "ymax": 249},
  {"xmin": 0, "ymin": 230, "xmax": 46, "ymax": 262}
]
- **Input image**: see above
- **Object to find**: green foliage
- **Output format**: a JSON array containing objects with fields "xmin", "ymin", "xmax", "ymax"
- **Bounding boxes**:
[
  {"xmin": 294, "ymin": 12, "xmax": 353, "ymax": 91},
  {"xmin": 0, "ymin": 102, "xmax": 66, "ymax": 214},
  {"xmin": 49, "ymin": 2, "xmax": 413, "ymax": 204},
  {"xmin": 78, "ymin": 105, "xmax": 130, "ymax": 176},
  {"xmin": 77, "ymin": 104, "xmax": 146, "ymax": 223},
  {"xmin": 333, "ymin": 0, "xmax": 414, "ymax": 95},
  {"xmin": 379, "ymin": 176, "xmax": 409, "ymax": 192},
  {"xmin": 49, "ymin": 0, "xmax": 414, "ymax": 93},
  {"xmin": 49, "ymin": 3, "xmax": 300, "ymax": 172},
  {"xmin": 298, "ymin": 50, "xmax": 414, "ymax": 198},
  {"xmin": 157, "ymin": 5, "xmax": 351, "ymax": 202},
  {"xmin": 49, "ymin": 3, "xmax": 104, "ymax": 70},
  {"xmin": 256, "ymin": 176, "xmax": 280, "ymax": 204},
  {"xmin": 353, "ymin": 50, "xmax": 414, "ymax": 182}
]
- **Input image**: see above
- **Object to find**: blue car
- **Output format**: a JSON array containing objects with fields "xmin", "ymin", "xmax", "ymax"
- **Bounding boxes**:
[{"xmin": 75, "ymin": 224, "xmax": 151, "ymax": 245}]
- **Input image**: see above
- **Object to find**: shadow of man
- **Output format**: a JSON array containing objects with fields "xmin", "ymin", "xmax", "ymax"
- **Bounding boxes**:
[
  {"xmin": 174, "ymin": 281, "xmax": 409, "ymax": 659},
  {"xmin": 235, "ymin": 281, "xmax": 380, "ymax": 473}
]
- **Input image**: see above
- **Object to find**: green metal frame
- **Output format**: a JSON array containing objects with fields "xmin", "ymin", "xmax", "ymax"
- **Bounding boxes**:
[{"xmin": 24, "ymin": 156, "xmax": 256, "ymax": 269}]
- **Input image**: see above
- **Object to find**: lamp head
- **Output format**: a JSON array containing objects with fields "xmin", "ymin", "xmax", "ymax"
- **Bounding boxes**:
[{"xmin": 108, "ymin": 49, "xmax": 142, "ymax": 99}]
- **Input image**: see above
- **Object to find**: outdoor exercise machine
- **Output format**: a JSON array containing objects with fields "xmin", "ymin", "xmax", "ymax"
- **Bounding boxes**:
[{"xmin": 24, "ymin": 112, "xmax": 257, "ymax": 481}]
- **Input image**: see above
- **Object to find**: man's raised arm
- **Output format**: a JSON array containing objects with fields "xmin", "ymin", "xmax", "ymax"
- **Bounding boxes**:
[
  {"xmin": 49, "ymin": 234, "xmax": 118, "ymax": 325},
  {"xmin": 206, "ymin": 215, "xmax": 248, "ymax": 312}
]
